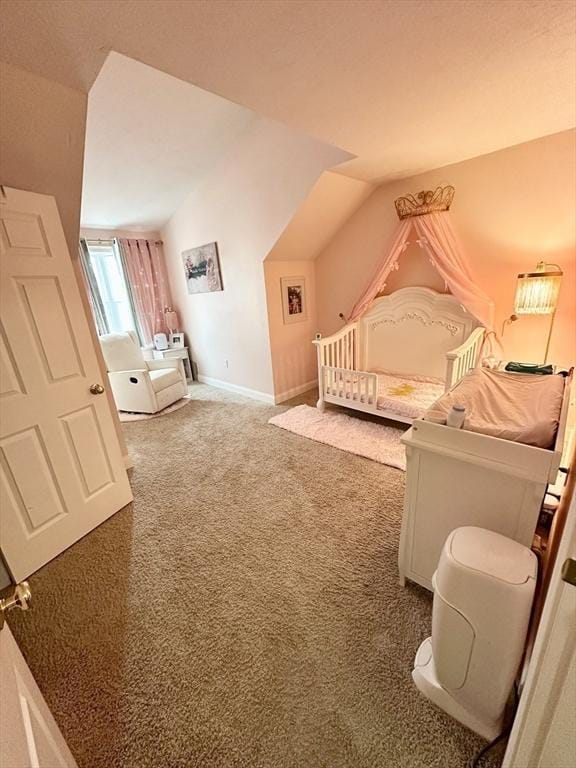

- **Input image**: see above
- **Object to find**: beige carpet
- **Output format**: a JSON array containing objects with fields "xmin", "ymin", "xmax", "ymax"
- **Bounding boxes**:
[
  {"xmin": 117, "ymin": 394, "xmax": 192, "ymax": 421},
  {"xmin": 8, "ymin": 384, "xmax": 503, "ymax": 768}
]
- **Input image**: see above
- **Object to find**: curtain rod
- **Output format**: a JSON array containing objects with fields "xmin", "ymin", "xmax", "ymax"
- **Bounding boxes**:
[{"xmin": 85, "ymin": 238, "xmax": 164, "ymax": 245}]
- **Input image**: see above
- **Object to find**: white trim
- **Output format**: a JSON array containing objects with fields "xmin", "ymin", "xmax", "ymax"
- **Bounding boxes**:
[
  {"xmin": 123, "ymin": 454, "xmax": 134, "ymax": 470},
  {"xmin": 197, "ymin": 375, "xmax": 275, "ymax": 404},
  {"xmin": 274, "ymin": 380, "xmax": 317, "ymax": 405}
]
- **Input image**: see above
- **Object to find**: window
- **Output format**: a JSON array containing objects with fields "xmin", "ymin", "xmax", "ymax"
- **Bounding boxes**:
[{"xmin": 82, "ymin": 240, "xmax": 139, "ymax": 337}]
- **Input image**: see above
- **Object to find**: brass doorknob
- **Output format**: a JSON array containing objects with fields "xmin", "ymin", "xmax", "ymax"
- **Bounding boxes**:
[
  {"xmin": 0, "ymin": 581, "xmax": 31, "ymax": 630},
  {"xmin": 90, "ymin": 383, "xmax": 105, "ymax": 395}
]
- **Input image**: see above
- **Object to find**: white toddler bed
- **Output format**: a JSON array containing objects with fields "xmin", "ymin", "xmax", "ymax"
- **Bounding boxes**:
[{"xmin": 313, "ymin": 287, "xmax": 486, "ymax": 424}]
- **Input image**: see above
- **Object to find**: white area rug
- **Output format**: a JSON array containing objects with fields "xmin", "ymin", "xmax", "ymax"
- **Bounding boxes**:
[
  {"xmin": 269, "ymin": 404, "xmax": 406, "ymax": 470},
  {"xmin": 118, "ymin": 396, "xmax": 191, "ymax": 422}
]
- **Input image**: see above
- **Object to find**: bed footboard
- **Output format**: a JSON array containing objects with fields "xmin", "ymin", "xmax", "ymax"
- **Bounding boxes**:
[{"xmin": 445, "ymin": 327, "xmax": 485, "ymax": 390}]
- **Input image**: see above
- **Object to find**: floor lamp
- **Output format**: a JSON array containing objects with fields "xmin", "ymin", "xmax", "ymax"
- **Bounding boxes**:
[{"xmin": 512, "ymin": 262, "xmax": 563, "ymax": 364}]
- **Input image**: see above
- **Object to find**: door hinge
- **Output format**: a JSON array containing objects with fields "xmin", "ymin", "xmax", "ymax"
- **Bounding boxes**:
[{"xmin": 560, "ymin": 558, "xmax": 576, "ymax": 587}]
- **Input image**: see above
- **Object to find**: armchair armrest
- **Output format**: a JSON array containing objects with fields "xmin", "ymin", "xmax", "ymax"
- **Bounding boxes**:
[
  {"xmin": 107, "ymin": 367, "xmax": 148, "ymax": 377},
  {"xmin": 145, "ymin": 359, "xmax": 180, "ymax": 371},
  {"xmin": 145, "ymin": 358, "xmax": 186, "ymax": 388},
  {"xmin": 107, "ymin": 368, "xmax": 157, "ymax": 413}
]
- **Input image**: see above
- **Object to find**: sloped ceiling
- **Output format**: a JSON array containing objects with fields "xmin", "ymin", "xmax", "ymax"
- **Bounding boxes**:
[
  {"xmin": 1, "ymin": 0, "xmax": 574, "ymax": 183},
  {"xmin": 266, "ymin": 172, "xmax": 374, "ymax": 261},
  {"xmin": 81, "ymin": 53, "xmax": 256, "ymax": 229}
]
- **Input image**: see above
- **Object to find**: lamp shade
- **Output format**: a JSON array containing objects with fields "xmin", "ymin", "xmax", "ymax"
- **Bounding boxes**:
[
  {"xmin": 514, "ymin": 262, "xmax": 562, "ymax": 316},
  {"xmin": 164, "ymin": 307, "xmax": 180, "ymax": 332}
]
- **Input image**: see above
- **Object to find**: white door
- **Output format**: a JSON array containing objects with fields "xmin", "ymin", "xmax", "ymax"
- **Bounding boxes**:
[
  {"xmin": 1, "ymin": 618, "xmax": 77, "ymax": 768},
  {"xmin": 0, "ymin": 186, "xmax": 133, "ymax": 581},
  {"xmin": 502, "ymin": 494, "xmax": 576, "ymax": 768}
]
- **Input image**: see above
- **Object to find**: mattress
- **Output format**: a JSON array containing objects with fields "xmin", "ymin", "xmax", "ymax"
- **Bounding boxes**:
[
  {"xmin": 425, "ymin": 368, "xmax": 565, "ymax": 449},
  {"xmin": 330, "ymin": 371, "xmax": 446, "ymax": 420}
]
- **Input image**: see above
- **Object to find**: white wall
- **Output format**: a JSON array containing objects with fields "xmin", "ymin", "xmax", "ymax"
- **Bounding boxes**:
[
  {"xmin": 316, "ymin": 130, "xmax": 576, "ymax": 367},
  {"xmin": 162, "ymin": 117, "xmax": 349, "ymax": 399}
]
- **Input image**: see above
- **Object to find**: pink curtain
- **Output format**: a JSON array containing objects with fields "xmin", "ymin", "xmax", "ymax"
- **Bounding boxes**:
[
  {"xmin": 119, "ymin": 238, "xmax": 173, "ymax": 346},
  {"xmin": 349, "ymin": 218, "xmax": 412, "ymax": 321},
  {"xmin": 349, "ymin": 212, "xmax": 495, "ymax": 329}
]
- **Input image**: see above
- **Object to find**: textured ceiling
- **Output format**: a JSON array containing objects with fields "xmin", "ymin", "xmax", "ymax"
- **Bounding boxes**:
[
  {"xmin": 81, "ymin": 54, "xmax": 255, "ymax": 229},
  {"xmin": 1, "ymin": 0, "xmax": 575, "ymax": 182}
]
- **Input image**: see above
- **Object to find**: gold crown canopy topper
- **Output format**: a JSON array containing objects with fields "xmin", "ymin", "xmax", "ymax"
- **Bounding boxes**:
[{"xmin": 394, "ymin": 185, "xmax": 455, "ymax": 219}]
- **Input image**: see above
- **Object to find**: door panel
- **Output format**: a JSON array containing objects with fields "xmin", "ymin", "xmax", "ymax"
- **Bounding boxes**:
[
  {"xmin": 0, "ymin": 326, "xmax": 26, "ymax": 398},
  {"xmin": 0, "ymin": 209, "xmax": 51, "ymax": 256},
  {"xmin": 1, "ymin": 427, "xmax": 68, "ymax": 531},
  {"xmin": 60, "ymin": 405, "xmax": 114, "ymax": 497},
  {"xmin": 0, "ymin": 186, "xmax": 132, "ymax": 581},
  {"xmin": 0, "ymin": 623, "xmax": 77, "ymax": 768},
  {"xmin": 16, "ymin": 276, "xmax": 85, "ymax": 382}
]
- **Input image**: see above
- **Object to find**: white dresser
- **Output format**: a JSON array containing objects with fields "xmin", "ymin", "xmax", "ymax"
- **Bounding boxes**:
[
  {"xmin": 152, "ymin": 346, "xmax": 193, "ymax": 381},
  {"xmin": 398, "ymin": 374, "xmax": 571, "ymax": 591}
]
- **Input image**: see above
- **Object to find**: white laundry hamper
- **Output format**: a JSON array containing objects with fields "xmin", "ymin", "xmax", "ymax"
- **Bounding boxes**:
[{"xmin": 412, "ymin": 526, "xmax": 537, "ymax": 741}]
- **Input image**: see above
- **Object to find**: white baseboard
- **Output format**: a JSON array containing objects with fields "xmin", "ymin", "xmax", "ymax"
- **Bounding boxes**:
[
  {"xmin": 123, "ymin": 454, "xmax": 134, "ymax": 470},
  {"xmin": 197, "ymin": 375, "xmax": 275, "ymax": 404},
  {"xmin": 274, "ymin": 380, "xmax": 317, "ymax": 404}
]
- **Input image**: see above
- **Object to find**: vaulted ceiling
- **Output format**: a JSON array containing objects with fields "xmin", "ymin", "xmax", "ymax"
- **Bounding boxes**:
[
  {"xmin": 2, "ymin": 0, "xmax": 574, "ymax": 183},
  {"xmin": 81, "ymin": 53, "xmax": 256, "ymax": 229}
]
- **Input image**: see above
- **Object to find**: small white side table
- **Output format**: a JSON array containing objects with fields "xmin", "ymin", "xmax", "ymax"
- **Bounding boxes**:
[{"xmin": 152, "ymin": 346, "xmax": 193, "ymax": 381}]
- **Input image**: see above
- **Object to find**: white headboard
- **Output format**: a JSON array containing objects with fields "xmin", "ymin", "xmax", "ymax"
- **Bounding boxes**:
[{"xmin": 359, "ymin": 287, "xmax": 479, "ymax": 380}]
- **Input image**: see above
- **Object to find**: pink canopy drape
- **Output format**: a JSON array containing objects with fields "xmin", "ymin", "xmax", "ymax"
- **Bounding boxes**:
[
  {"xmin": 119, "ymin": 238, "xmax": 172, "ymax": 346},
  {"xmin": 349, "ymin": 212, "xmax": 495, "ymax": 330}
]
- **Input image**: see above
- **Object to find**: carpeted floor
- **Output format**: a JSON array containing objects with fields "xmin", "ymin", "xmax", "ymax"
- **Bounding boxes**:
[{"xmin": 8, "ymin": 384, "xmax": 503, "ymax": 768}]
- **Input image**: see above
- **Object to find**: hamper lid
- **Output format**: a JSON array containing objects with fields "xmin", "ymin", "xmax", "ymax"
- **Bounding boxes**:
[{"xmin": 448, "ymin": 527, "xmax": 537, "ymax": 585}]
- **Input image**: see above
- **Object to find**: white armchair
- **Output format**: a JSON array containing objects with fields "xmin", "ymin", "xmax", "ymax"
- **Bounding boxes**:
[{"xmin": 99, "ymin": 331, "xmax": 187, "ymax": 413}]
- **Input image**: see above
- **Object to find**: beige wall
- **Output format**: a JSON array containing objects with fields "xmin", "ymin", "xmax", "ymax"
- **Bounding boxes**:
[
  {"xmin": 264, "ymin": 261, "xmax": 318, "ymax": 401},
  {"xmin": 162, "ymin": 117, "xmax": 349, "ymax": 399},
  {"xmin": 0, "ymin": 61, "xmax": 87, "ymax": 256},
  {"xmin": 0, "ymin": 60, "xmax": 128, "ymax": 458},
  {"xmin": 316, "ymin": 130, "xmax": 576, "ymax": 367}
]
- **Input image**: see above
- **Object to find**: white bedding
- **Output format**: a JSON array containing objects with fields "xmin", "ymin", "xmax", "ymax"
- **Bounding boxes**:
[{"xmin": 330, "ymin": 371, "xmax": 445, "ymax": 419}]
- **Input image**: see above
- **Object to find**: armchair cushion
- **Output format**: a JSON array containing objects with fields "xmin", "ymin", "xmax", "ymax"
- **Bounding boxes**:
[
  {"xmin": 100, "ymin": 331, "xmax": 145, "ymax": 372},
  {"xmin": 148, "ymin": 368, "xmax": 183, "ymax": 393}
]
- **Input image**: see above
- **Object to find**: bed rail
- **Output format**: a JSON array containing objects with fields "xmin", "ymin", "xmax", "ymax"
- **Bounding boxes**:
[
  {"xmin": 445, "ymin": 327, "xmax": 486, "ymax": 391},
  {"xmin": 318, "ymin": 366, "xmax": 379, "ymax": 411}
]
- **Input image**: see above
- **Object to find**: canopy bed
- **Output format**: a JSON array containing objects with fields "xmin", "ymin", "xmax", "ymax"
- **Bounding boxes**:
[
  {"xmin": 313, "ymin": 186, "xmax": 493, "ymax": 424},
  {"xmin": 310, "ymin": 185, "xmax": 573, "ymax": 596}
]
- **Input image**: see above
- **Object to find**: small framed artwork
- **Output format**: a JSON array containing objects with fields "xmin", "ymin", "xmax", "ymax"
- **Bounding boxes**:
[
  {"xmin": 182, "ymin": 242, "xmax": 223, "ymax": 294},
  {"xmin": 281, "ymin": 276, "xmax": 307, "ymax": 324},
  {"xmin": 169, "ymin": 333, "xmax": 184, "ymax": 348}
]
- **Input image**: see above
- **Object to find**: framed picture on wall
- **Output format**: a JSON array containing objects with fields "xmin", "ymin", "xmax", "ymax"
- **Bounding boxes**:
[
  {"xmin": 281, "ymin": 276, "xmax": 307, "ymax": 324},
  {"xmin": 182, "ymin": 242, "xmax": 223, "ymax": 294}
]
